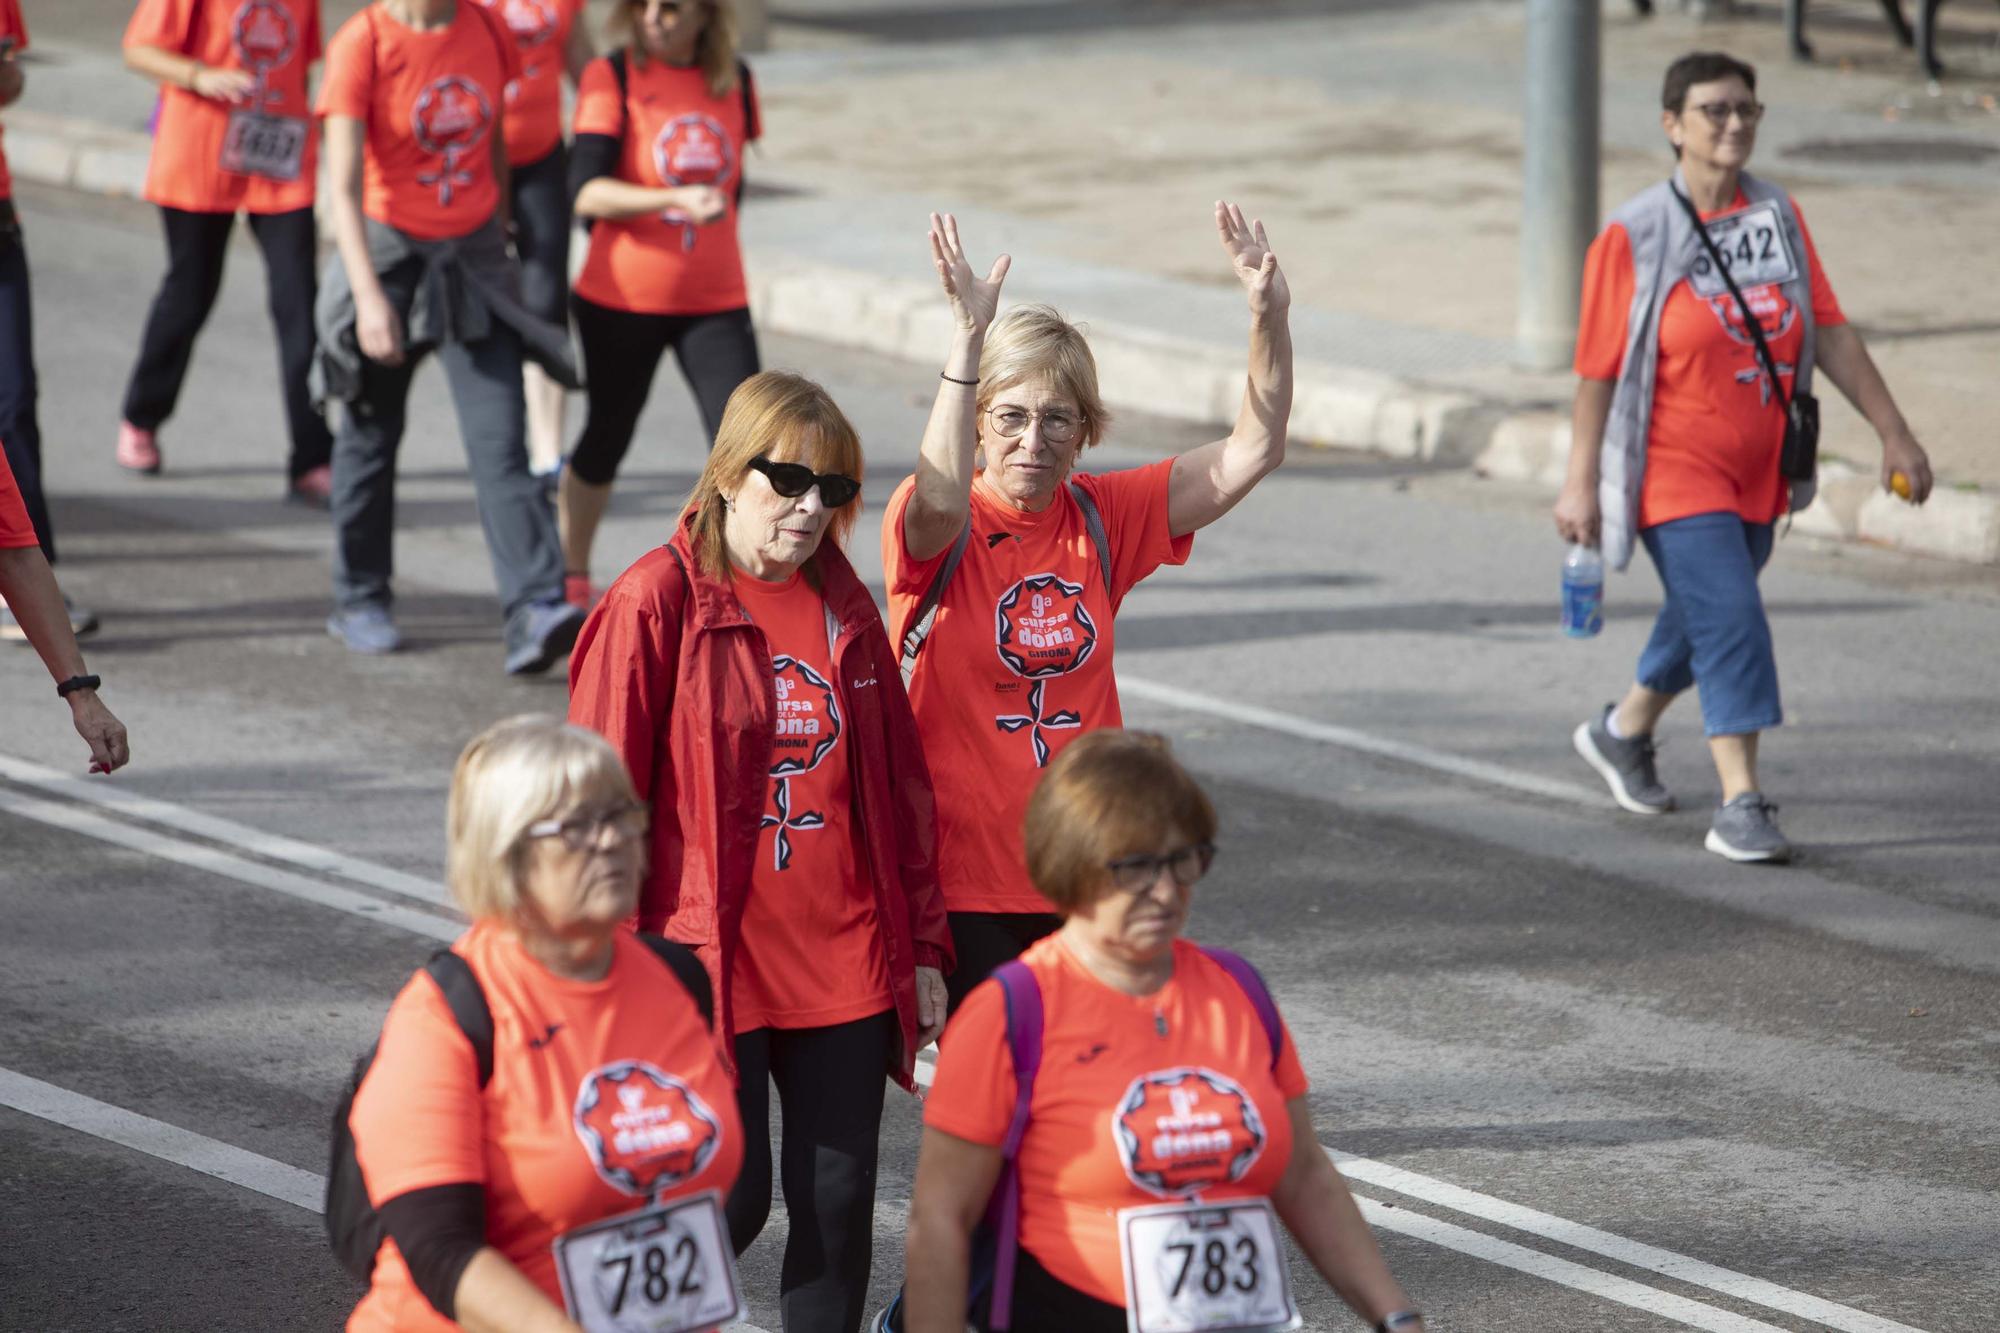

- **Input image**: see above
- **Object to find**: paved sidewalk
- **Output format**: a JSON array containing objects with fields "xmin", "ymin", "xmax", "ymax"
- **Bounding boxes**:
[{"xmin": 10, "ymin": 0, "xmax": 2000, "ymax": 560}]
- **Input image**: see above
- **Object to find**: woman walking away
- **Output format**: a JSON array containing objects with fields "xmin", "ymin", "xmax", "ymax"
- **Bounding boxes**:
[
  {"xmin": 119, "ymin": 0, "xmax": 336, "ymax": 505},
  {"xmin": 560, "ymin": 0, "xmax": 760, "ymax": 608},
  {"xmin": 1556, "ymin": 51, "xmax": 1933, "ymax": 863},
  {"xmin": 315, "ymin": 0, "xmax": 585, "ymax": 673}
]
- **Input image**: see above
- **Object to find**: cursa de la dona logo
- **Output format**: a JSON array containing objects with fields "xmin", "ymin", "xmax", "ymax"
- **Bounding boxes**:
[
  {"xmin": 573, "ymin": 1061, "xmax": 724, "ymax": 1197},
  {"xmin": 1114, "ymin": 1066, "xmax": 1267, "ymax": 1199}
]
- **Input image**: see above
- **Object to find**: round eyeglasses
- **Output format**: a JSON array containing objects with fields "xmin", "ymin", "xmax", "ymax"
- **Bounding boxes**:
[
  {"xmin": 985, "ymin": 405, "xmax": 1082, "ymax": 446},
  {"xmin": 525, "ymin": 804, "xmax": 649, "ymax": 852},
  {"xmin": 1105, "ymin": 843, "xmax": 1216, "ymax": 893}
]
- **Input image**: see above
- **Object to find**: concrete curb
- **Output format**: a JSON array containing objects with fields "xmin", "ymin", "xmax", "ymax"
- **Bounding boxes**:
[{"xmin": 12, "ymin": 109, "xmax": 1994, "ymax": 565}]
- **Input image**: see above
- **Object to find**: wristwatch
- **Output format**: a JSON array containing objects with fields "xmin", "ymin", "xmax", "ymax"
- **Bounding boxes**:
[{"xmin": 1375, "ymin": 1313, "xmax": 1423, "ymax": 1332}]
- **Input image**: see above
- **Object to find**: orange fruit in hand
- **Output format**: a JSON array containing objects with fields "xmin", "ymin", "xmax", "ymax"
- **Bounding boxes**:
[{"xmin": 1890, "ymin": 470, "xmax": 1913, "ymax": 500}]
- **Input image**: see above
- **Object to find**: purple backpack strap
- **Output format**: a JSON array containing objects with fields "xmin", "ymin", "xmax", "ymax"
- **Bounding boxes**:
[
  {"xmin": 986, "ymin": 959, "xmax": 1044, "ymax": 1331},
  {"xmin": 1199, "ymin": 945, "xmax": 1283, "ymax": 1071}
]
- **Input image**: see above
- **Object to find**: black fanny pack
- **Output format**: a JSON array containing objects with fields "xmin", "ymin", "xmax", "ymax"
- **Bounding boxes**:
[{"xmin": 1671, "ymin": 185, "xmax": 1819, "ymax": 485}]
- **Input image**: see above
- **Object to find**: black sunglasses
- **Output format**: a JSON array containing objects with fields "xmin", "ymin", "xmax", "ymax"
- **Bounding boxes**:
[{"xmin": 748, "ymin": 455, "xmax": 861, "ymax": 508}]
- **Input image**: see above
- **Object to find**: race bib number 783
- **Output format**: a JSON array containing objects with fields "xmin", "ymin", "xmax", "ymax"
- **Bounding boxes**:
[{"xmin": 1119, "ymin": 1198, "xmax": 1301, "ymax": 1333}]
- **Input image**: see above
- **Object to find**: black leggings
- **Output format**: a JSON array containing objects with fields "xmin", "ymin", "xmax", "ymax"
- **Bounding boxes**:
[
  {"xmin": 979, "ymin": 1248, "xmax": 1125, "ymax": 1333},
  {"xmin": 0, "ymin": 222, "xmax": 50, "ymax": 562},
  {"xmin": 121, "ymin": 205, "xmax": 331, "ymax": 478},
  {"xmin": 568, "ymin": 295, "xmax": 758, "ymax": 485},
  {"xmin": 509, "ymin": 144, "xmax": 570, "ymax": 325},
  {"xmin": 945, "ymin": 911, "xmax": 1063, "ymax": 1014},
  {"xmin": 727, "ymin": 1009, "xmax": 895, "ymax": 1333}
]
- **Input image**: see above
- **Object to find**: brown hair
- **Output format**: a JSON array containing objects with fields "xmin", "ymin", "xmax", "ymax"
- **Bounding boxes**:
[
  {"xmin": 680, "ymin": 370, "xmax": 866, "ymax": 581},
  {"xmin": 1023, "ymin": 730, "xmax": 1218, "ymax": 914},
  {"xmin": 977, "ymin": 304, "xmax": 1112, "ymax": 452},
  {"xmin": 1661, "ymin": 51, "xmax": 1756, "ymax": 113},
  {"xmin": 605, "ymin": 0, "xmax": 740, "ymax": 98}
]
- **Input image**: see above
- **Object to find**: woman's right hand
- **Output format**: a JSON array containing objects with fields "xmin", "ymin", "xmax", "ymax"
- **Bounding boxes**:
[
  {"xmin": 1553, "ymin": 480, "xmax": 1600, "ymax": 546},
  {"xmin": 355, "ymin": 289, "xmax": 405, "ymax": 367},
  {"xmin": 191, "ymin": 66, "xmax": 255, "ymax": 103},
  {"xmin": 928, "ymin": 211, "xmax": 1010, "ymax": 336}
]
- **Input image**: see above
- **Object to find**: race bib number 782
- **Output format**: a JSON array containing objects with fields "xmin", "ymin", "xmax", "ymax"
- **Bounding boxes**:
[{"xmin": 553, "ymin": 1191, "xmax": 742, "ymax": 1333}]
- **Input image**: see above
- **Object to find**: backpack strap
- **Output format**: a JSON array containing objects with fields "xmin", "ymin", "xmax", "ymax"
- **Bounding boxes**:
[
  {"xmin": 422, "ymin": 949, "xmax": 495, "ymax": 1088},
  {"xmin": 636, "ymin": 933, "xmax": 714, "ymax": 1030},
  {"xmin": 609, "ymin": 47, "xmax": 630, "ymax": 134},
  {"xmin": 985, "ymin": 959, "xmax": 1044, "ymax": 1332},
  {"xmin": 1197, "ymin": 945, "xmax": 1283, "ymax": 1073},
  {"xmin": 1068, "ymin": 479, "xmax": 1113, "ymax": 593},
  {"xmin": 897, "ymin": 520, "xmax": 972, "ymax": 688},
  {"xmin": 735, "ymin": 59, "xmax": 757, "ymax": 207}
]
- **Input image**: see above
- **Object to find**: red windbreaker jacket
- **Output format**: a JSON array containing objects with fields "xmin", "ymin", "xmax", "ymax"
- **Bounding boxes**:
[{"xmin": 568, "ymin": 522, "xmax": 951, "ymax": 1089}]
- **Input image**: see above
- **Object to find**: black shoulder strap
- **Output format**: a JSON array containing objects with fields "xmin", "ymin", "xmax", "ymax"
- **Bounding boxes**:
[
  {"xmin": 898, "ymin": 519, "xmax": 973, "ymax": 687},
  {"xmin": 422, "ymin": 950, "xmax": 494, "ymax": 1088},
  {"xmin": 610, "ymin": 47, "xmax": 630, "ymax": 134},
  {"xmin": 636, "ymin": 934, "xmax": 714, "ymax": 1030},
  {"xmin": 1670, "ymin": 185, "xmax": 1789, "ymax": 411},
  {"xmin": 1068, "ymin": 480, "xmax": 1113, "ymax": 592}
]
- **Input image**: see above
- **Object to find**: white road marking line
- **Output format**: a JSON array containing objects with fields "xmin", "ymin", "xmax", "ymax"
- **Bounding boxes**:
[
  {"xmin": 0, "ymin": 754, "xmax": 453, "ymax": 908},
  {"xmin": 0, "ymin": 786, "xmax": 465, "ymax": 944},
  {"xmin": 1120, "ymin": 675, "xmax": 1605, "ymax": 807}
]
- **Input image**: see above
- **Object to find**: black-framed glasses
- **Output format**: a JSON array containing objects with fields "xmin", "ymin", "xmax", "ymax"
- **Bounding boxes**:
[
  {"xmin": 748, "ymin": 456, "xmax": 862, "ymax": 508},
  {"xmin": 525, "ymin": 804, "xmax": 649, "ymax": 852},
  {"xmin": 1687, "ymin": 99, "xmax": 1763, "ymax": 128},
  {"xmin": 1105, "ymin": 843, "xmax": 1215, "ymax": 893},
  {"xmin": 986, "ymin": 405, "xmax": 1082, "ymax": 445}
]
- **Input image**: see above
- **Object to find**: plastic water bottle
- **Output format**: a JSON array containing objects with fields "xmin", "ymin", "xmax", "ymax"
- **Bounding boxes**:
[{"xmin": 1561, "ymin": 543, "xmax": 1604, "ymax": 638}]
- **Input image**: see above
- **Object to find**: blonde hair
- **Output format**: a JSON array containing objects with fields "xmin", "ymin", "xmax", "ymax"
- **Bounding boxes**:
[
  {"xmin": 681, "ymin": 370, "xmax": 867, "ymax": 581},
  {"xmin": 605, "ymin": 0, "xmax": 740, "ymax": 98},
  {"xmin": 445, "ymin": 716, "xmax": 641, "ymax": 920},
  {"xmin": 978, "ymin": 304, "xmax": 1112, "ymax": 451},
  {"xmin": 1022, "ymin": 731, "xmax": 1217, "ymax": 913}
]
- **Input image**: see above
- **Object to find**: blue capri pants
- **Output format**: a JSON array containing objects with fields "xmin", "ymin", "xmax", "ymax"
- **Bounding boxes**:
[{"xmin": 1636, "ymin": 511, "xmax": 1782, "ymax": 737}]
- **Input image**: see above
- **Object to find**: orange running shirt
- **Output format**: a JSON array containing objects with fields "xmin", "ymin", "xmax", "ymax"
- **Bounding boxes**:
[
  {"xmin": 1575, "ymin": 194, "xmax": 1845, "ymax": 530},
  {"xmin": 926, "ymin": 935, "xmax": 1309, "ymax": 1307},
  {"xmin": 0, "ymin": 446, "xmax": 37, "ymax": 549},
  {"xmin": 348, "ymin": 923, "xmax": 742, "ymax": 1332},
  {"xmin": 0, "ymin": 0, "xmax": 25, "ymax": 201},
  {"xmin": 570, "ymin": 53, "xmax": 759, "ymax": 316},
  {"xmin": 731, "ymin": 571, "xmax": 893, "ymax": 1033},
  {"xmin": 882, "ymin": 462, "xmax": 1192, "ymax": 914},
  {"xmin": 469, "ymin": 0, "xmax": 584, "ymax": 166},
  {"xmin": 125, "ymin": 0, "xmax": 323, "ymax": 215},
  {"xmin": 318, "ymin": 2, "xmax": 521, "ymax": 241}
]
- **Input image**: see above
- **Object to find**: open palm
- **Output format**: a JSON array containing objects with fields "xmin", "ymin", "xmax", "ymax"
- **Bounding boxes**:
[
  {"xmin": 1216, "ymin": 200, "xmax": 1290, "ymax": 317},
  {"xmin": 929, "ymin": 211, "xmax": 1011, "ymax": 335}
]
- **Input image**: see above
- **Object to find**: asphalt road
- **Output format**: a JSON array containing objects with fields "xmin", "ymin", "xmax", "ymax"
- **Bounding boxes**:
[{"xmin": 1, "ymin": 175, "xmax": 1997, "ymax": 1333}]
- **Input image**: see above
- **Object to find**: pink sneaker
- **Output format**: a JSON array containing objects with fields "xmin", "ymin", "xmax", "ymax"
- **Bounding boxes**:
[
  {"xmin": 287, "ymin": 464, "xmax": 334, "ymax": 508},
  {"xmin": 563, "ymin": 573, "xmax": 599, "ymax": 610},
  {"xmin": 117, "ymin": 422, "xmax": 162, "ymax": 474}
]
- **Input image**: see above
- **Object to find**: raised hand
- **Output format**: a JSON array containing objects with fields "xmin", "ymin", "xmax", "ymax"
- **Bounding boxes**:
[
  {"xmin": 1216, "ymin": 200, "xmax": 1290, "ymax": 319},
  {"xmin": 928, "ymin": 211, "xmax": 1011, "ymax": 336}
]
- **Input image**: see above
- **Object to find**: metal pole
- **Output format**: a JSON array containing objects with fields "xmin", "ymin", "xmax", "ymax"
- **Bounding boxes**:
[{"xmin": 1515, "ymin": 0, "xmax": 1600, "ymax": 371}]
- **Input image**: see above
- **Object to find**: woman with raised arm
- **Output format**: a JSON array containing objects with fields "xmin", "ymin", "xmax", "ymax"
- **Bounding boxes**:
[{"xmin": 880, "ymin": 204, "xmax": 1292, "ymax": 1015}]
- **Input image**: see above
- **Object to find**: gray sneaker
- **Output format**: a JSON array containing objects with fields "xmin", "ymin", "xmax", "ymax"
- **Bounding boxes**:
[
  {"xmin": 1705, "ymin": 793, "xmax": 1792, "ymax": 864},
  {"xmin": 327, "ymin": 604, "xmax": 402, "ymax": 655},
  {"xmin": 1572, "ymin": 705, "xmax": 1674, "ymax": 814}
]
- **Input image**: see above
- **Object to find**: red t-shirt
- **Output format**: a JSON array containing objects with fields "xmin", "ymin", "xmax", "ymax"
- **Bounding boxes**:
[
  {"xmin": 126, "ymin": 0, "xmax": 323, "ymax": 215},
  {"xmin": 0, "ymin": 0, "xmax": 28, "ymax": 202},
  {"xmin": 730, "ymin": 570, "xmax": 893, "ymax": 1032},
  {"xmin": 0, "ymin": 444, "xmax": 38, "ymax": 549},
  {"xmin": 469, "ymin": 0, "xmax": 584, "ymax": 166},
  {"xmin": 882, "ymin": 462, "xmax": 1192, "ymax": 914},
  {"xmin": 348, "ymin": 923, "xmax": 742, "ymax": 1332},
  {"xmin": 571, "ymin": 52, "xmax": 759, "ymax": 316},
  {"xmin": 1575, "ymin": 193, "xmax": 1846, "ymax": 529},
  {"xmin": 317, "ymin": 2, "xmax": 521, "ymax": 240},
  {"xmin": 926, "ymin": 935, "xmax": 1310, "ymax": 1307}
]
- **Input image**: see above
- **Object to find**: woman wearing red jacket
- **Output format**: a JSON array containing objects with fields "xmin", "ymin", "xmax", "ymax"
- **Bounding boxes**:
[{"xmin": 568, "ymin": 369, "xmax": 950, "ymax": 1333}]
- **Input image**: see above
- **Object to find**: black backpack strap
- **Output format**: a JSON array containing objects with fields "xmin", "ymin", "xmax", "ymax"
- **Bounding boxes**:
[
  {"xmin": 734, "ymin": 59, "xmax": 756, "ymax": 206},
  {"xmin": 610, "ymin": 47, "xmax": 630, "ymax": 131},
  {"xmin": 1068, "ymin": 480, "xmax": 1113, "ymax": 592},
  {"xmin": 636, "ymin": 934, "xmax": 714, "ymax": 1030},
  {"xmin": 898, "ymin": 519, "xmax": 972, "ymax": 688},
  {"xmin": 423, "ymin": 950, "xmax": 495, "ymax": 1089}
]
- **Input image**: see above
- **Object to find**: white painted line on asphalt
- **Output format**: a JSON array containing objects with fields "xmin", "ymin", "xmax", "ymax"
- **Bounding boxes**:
[
  {"xmin": 1332, "ymin": 1150, "xmax": 1928, "ymax": 1333},
  {"xmin": 1120, "ymin": 676, "xmax": 1606, "ymax": 807},
  {"xmin": 0, "ymin": 786, "xmax": 464, "ymax": 944},
  {"xmin": 0, "ymin": 754, "xmax": 454, "ymax": 908}
]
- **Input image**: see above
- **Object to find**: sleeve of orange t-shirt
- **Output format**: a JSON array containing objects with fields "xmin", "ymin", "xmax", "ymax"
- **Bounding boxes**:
[
  {"xmin": 881, "ymin": 476, "xmax": 945, "ymax": 601},
  {"xmin": 922, "ymin": 978, "xmax": 1015, "ymax": 1148},
  {"xmin": 350, "ymin": 969, "xmax": 486, "ymax": 1204},
  {"xmin": 122, "ymin": 0, "xmax": 196, "ymax": 54},
  {"xmin": 316, "ymin": 18, "xmax": 372, "ymax": 121},
  {"xmin": 572, "ymin": 56, "xmax": 623, "ymax": 138},
  {"xmin": 1271, "ymin": 1018, "xmax": 1309, "ymax": 1100},
  {"xmin": 1791, "ymin": 199, "xmax": 1846, "ymax": 329},
  {"xmin": 1076, "ymin": 458, "xmax": 1193, "ymax": 607},
  {"xmin": 1573, "ymin": 222, "xmax": 1634, "ymax": 381},
  {"xmin": 0, "ymin": 447, "xmax": 40, "ymax": 550},
  {"xmin": 0, "ymin": 0, "xmax": 26, "ymax": 49}
]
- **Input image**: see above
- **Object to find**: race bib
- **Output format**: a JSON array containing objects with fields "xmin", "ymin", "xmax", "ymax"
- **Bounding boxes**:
[
  {"xmin": 1119, "ymin": 1198, "xmax": 1301, "ymax": 1333},
  {"xmin": 1688, "ymin": 201, "xmax": 1798, "ymax": 299},
  {"xmin": 553, "ymin": 1192, "xmax": 743, "ymax": 1333},
  {"xmin": 219, "ymin": 111, "xmax": 308, "ymax": 182}
]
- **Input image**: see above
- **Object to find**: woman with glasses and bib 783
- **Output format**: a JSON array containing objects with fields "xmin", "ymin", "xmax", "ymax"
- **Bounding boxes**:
[{"xmin": 1556, "ymin": 51, "xmax": 1933, "ymax": 864}]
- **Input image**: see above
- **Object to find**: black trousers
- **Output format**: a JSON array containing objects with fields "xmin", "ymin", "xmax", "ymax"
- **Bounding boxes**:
[
  {"xmin": 509, "ymin": 144, "xmax": 571, "ymax": 325},
  {"xmin": 978, "ymin": 1248, "xmax": 1125, "ymax": 1333},
  {"xmin": 568, "ymin": 295, "xmax": 758, "ymax": 486},
  {"xmin": 0, "ymin": 221, "xmax": 51, "ymax": 562},
  {"xmin": 122, "ymin": 205, "xmax": 332, "ymax": 479},
  {"xmin": 945, "ymin": 911, "xmax": 1063, "ymax": 1014},
  {"xmin": 727, "ymin": 1009, "xmax": 895, "ymax": 1333}
]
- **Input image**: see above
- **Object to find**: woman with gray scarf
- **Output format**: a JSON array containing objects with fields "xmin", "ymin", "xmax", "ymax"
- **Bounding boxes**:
[{"xmin": 1554, "ymin": 50, "xmax": 1931, "ymax": 864}]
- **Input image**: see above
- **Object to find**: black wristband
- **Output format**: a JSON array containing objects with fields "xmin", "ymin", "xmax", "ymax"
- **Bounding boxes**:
[
  {"xmin": 939, "ymin": 371, "xmax": 979, "ymax": 386},
  {"xmin": 56, "ymin": 674, "xmax": 101, "ymax": 698},
  {"xmin": 1375, "ymin": 1312, "xmax": 1423, "ymax": 1332}
]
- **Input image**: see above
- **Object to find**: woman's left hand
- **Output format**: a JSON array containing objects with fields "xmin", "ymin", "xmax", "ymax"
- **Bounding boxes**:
[
  {"xmin": 1216, "ymin": 200, "xmax": 1289, "ymax": 319},
  {"xmin": 915, "ymin": 965, "xmax": 948, "ymax": 1050},
  {"xmin": 1881, "ymin": 430, "xmax": 1934, "ymax": 504}
]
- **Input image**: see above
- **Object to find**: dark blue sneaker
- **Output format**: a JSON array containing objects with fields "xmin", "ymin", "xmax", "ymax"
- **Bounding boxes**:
[
  {"xmin": 504, "ymin": 598, "xmax": 586, "ymax": 676},
  {"xmin": 327, "ymin": 604, "xmax": 402, "ymax": 655}
]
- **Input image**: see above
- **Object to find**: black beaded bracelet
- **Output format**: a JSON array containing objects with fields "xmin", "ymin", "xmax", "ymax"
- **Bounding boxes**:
[
  {"xmin": 939, "ymin": 371, "xmax": 979, "ymax": 386},
  {"xmin": 1375, "ymin": 1312, "xmax": 1423, "ymax": 1332},
  {"xmin": 56, "ymin": 673, "xmax": 101, "ymax": 698}
]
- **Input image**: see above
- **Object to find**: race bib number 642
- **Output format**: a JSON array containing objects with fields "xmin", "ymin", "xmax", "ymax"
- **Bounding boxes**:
[
  {"xmin": 1119, "ymin": 1198, "xmax": 1301, "ymax": 1333},
  {"xmin": 553, "ymin": 1191, "xmax": 742, "ymax": 1333}
]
